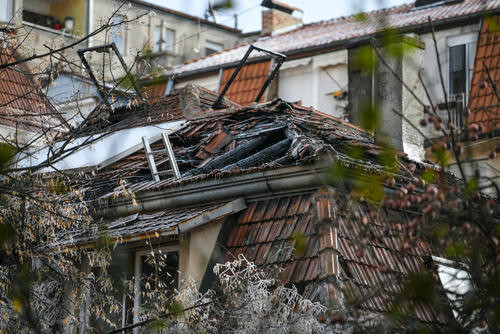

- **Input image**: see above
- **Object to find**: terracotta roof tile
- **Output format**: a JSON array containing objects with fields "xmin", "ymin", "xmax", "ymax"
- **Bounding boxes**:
[
  {"xmin": 468, "ymin": 15, "xmax": 500, "ymax": 132},
  {"xmin": 266, "ymin": 218, "xmax": 285, "ymax": 242},
  {"xmin": 241, "ymin": 222, "xmax": 261, "ymax": 246},
  {"xmin": 0, "ymin": 42, "xmax": 62, "ymax": 133},
  {"xmin": 256, "ymin": 221, "xmax": 273, "ymax": 243},
  {"xmin": 255, "ymin": 242, "xmax": 272, "ymax": 265},
  {"xmin": 291, "ymin": 258, "xmax": 310, "ymax": 283},
  {"xmin": 280, "ymin": 217, "xmax": 299, "ymax": 239},
  {"xmin": 218, "ymin": 61, "xmax": 271, "ymax": 106}
]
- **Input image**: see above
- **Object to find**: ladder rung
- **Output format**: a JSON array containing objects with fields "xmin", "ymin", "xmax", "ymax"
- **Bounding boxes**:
[
  {"xmin": 154, "ymin": 170, "xmax": 172, "ymax": 176},
  {"xmin": 148, "ymin": 149, "xmax": 168, "ymax": 156}
]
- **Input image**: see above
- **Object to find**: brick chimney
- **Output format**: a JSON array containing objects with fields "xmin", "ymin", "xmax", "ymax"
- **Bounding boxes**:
[
  {"xmin": 261, "ymin": 0, "xmax": 303, "ymax": 36},
  {"xmin": 346, "ymin": 36, "xmax": 426, "ymax": 161}
]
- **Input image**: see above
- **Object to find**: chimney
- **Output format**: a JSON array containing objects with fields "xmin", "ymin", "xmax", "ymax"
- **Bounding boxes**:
[
  {"xmin": 346, "ymin": 36, "xmax": 426, "ymax": 161},
  {"xmin": 261, "ymin": 0, "xmax": 303, "ymax": 36}
]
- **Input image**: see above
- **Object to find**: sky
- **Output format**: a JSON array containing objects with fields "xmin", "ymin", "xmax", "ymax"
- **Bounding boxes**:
[{"xmin": 143, "ymin": 0, "xmax": 412, "ymax": 33}]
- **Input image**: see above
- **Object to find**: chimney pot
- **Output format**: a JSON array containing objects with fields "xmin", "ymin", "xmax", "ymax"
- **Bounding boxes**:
[{"xmin": 347, "ymin": 36, "xmax": 426, "ymax": 161}]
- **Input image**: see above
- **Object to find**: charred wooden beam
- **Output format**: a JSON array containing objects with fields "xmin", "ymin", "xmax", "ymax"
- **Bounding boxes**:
[
  {"xmin": 183, "ymin": 135, "xmax": 269, "ymax": 177},
  {"xmin": 222, "ymin": 138, "xmax": 292, "ymax": 171}
]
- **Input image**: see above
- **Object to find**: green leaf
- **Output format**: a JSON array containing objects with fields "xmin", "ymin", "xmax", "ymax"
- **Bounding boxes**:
[
  {"xmin": 421, "ymin": 169, "xmax": 436, "ymax": 184},
  {"xmin": 169, "ymin": 300, "xmax": 184, "ymax": 317},
  {"xmin": 292, "ymin": 232, "xmax": 308, "ymax": 258}
]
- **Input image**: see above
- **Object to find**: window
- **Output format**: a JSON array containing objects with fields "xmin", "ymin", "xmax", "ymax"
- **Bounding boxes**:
[
  {"xmin": 0, "ymin": 0, "xmax": 12, "ymax": 23},
  {"xmin": 432, "ymin": 256, "xmax": 473, "ymax": 320},
  {"xmin": 110, "ymin": 16, "xmax": 126, "ymax": 55},
  {"xmin": 154, "ymin": 27, "xmax": 175, "ymax": 53},
  {"xmin": 133, "ymin": 246, "xmax": 179, "ymax": 325},
  {"xmin": 447, "ymin": 33, "xmax": 477, "ymax": 97},
  {"xmin": 205, "ymin": 41, "xmax": 223, "ymax": 56}
]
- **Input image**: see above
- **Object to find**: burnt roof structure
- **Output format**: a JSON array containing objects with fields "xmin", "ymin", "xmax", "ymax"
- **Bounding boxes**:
[{"xmin": 55, "ymin": 79, "xmax": 458, "ymax": 330}]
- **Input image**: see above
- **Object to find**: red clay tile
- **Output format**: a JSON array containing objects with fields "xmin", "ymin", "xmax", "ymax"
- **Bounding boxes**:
[
  {"xmin": 255, "ymin": 242, "xmax": 272, "ymax": 265},
  {"xmin": 237, "ymin": 202, "xmax": 258, "ymax": 224},
  {"xmin": 280, "ymin": 217, "xmax": 299, "ymax": 238},
  {"xmin": 241, "ymin": 222, "xmax": 261, "ymax": 246},
  {"xmin": 266, "ymin": 218, "xmax": 285, "ymax": 242},
  {"xmin": 266, "ymin": 240, "xmax": 285, "ymax": 264},
  {"xmin": 291, "ymin": 258, "xmax": 310, "ymax": 282},
  {"xmin": 255, "ymin": 221, "xmax": 273, "ymax": 243},
  {"xmin": 227, "ymin": 224, "xmax": 248, "ymax": 247},
  {"xmin": 274, "ymin": 197, "xmax": 291, "ymax": 218},
  {"xmin": 278, "ymin": 261, "xmax": 297, "ymax": 284},
  {"xmin": 263, "ymin": 199, "xmax": 280, "ymax": 221},
  {"xmin": 293, "ymin": 214, "xmax": 311, "ymax": 236},
  {"xmin": 304, "ymin": 258, "xmax": 319, "ymax": 281},
  {"xmin": 279, "ymin": 239, "xmax": 296, "ymax": 262},
  {"xmin": 286, "ymin": 196, "xmax": 302, "ymax": 216},
  {"xmin": 251, "ymin": 200, "xmax": 269, "ymax": 222}
]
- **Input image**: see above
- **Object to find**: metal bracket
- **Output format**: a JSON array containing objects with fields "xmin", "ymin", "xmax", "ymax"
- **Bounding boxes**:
[
  {"xmin": 77, "ymin": 43, "xmax": 145, "ymax": 108},
  {"xmin": 212, "ymin": 45, "xmax": 286, "ymax": 110}
]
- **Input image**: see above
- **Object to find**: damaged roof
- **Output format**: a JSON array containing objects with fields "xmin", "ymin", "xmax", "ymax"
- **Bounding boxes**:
[
  {"xmin": 65, "ymin": 83, "xmax": 453, "ymax": 327},
  {"xmin": 160, "ymin": 0, "xmax": 500, "ymax": 77}
]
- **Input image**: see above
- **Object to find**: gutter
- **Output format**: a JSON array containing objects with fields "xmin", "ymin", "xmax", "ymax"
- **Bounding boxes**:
[
  {"xmin": 94, "ymin": 163, "xmax": 331, "ymax": 219},
  {"xmin": 172, "ymin": 7, "xmax": 500, "ymax": 81}
]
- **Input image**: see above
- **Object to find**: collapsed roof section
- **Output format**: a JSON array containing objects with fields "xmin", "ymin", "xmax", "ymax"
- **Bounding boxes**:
[
  {"xmin": 71, "ymin": 83, "xmax": 446, "ymax": 208},
  {"xmin": 65, "ymin": 84, "xmax": 457, "ymax": 328}
]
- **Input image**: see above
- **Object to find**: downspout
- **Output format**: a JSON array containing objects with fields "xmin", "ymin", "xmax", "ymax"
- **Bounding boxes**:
[{"xmin": 88, "ymin": 0, "xmax": 94, "ymax": 47}]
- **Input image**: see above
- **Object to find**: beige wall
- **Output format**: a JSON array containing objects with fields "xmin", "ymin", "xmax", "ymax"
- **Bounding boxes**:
[
  {"xmin": 89, "ymin": 0, "xmax": 241, "ymax": 78},
  {"xmin": 426, "ymin": 138, "xmax": 500, "ymax": 195},
  {"xmin": 179, "ymin": 217, "xmax": 226, "ymax": 289}
]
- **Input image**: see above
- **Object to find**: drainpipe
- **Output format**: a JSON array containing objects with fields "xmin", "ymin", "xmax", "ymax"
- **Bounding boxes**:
[{"xmin": 88, "ymin": 0, "xmax": 94, "ymax": 47}]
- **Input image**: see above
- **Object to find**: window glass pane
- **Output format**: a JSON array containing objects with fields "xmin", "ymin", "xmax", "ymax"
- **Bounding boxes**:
[
  {"xmin": 154, "ymin": 27, "xmax": 161, "ymax": 53},
  {"xmin": 110, "ymin": 16, "xmax": 125, "ymax": 54},
  {"xmin": 164, "ymin": 29, "xmax": 174, "ymax": 52},
  {"xmin": 449, "ymin": 45, "xmax": 466, "ymax": 95},
  {"xmin": 468, "ymin": 42, "xmax": 477, "ymax": 71},
  {"xmin": 205, "ymin": 41, "xmax": 223, "ymax": 56},
  {"xmin": 0, "ymin": 0, "xmax": 11, "ymax": 22},
  {"xmin": 140, "ymin": 251, "xmax": 179, "ymax": 309}
]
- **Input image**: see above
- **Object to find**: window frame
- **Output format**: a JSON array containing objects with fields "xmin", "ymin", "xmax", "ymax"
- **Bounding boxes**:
[
  {"xmin": 447, "ymin": 32, "xmax": 478, "ymax": 101},
  {"xmin": 205, "ymin": 40, "xmax": 224, "ymax": 56},
  {"xmin": 154, "ymin": 26, "xmax": 175, "ymax": 53},
  {"xmin": 133, "ymin": 245, "xmax": 179, "ymax": 327},
  {"xmin": 110, "ymin": 15, "xmax": 127, "ymax": 55},
  {"xmin": 0, "ymin": 0, "xmax": 13, "ymax": 23}
]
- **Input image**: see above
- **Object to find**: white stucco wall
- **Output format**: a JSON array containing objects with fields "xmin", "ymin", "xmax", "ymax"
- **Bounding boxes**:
[
  {"xmin": 419, "ymin": 23, "xmax": 479, "ymax": 105},
  {"xmin": 278, "ymin": 50, "xmax": 348, "ymax": 117}
]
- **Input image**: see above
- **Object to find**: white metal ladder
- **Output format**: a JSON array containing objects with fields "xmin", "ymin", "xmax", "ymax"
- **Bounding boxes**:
[{"xmin": 142, "ymin": 132, "xmax": 181, "ymax": 181}]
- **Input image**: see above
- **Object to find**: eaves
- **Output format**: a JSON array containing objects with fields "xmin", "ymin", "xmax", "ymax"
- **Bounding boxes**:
[{"xmin": 92, "ymin": 156, "xmax": 416, "ymax": 220}]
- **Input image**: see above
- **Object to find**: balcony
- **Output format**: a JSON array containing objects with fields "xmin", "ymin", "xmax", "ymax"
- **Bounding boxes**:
[{"xmin": 425, "ymin": 93, "xmax": 465, "ymax": 138}]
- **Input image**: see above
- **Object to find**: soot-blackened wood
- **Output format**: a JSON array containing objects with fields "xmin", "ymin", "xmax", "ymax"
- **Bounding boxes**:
[
  {"xmin": 183, "ymin": 135, "xmax": 269, "ymax": 177},
  {"xmin": 222, "ymin": 138, "xmax": 292, "ymax": 171}
]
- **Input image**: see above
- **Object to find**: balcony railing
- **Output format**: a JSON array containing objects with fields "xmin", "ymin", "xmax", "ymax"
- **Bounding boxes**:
[{"xmin": 426, "ymin": 93, "xmax": 465, "ymax": 138}]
